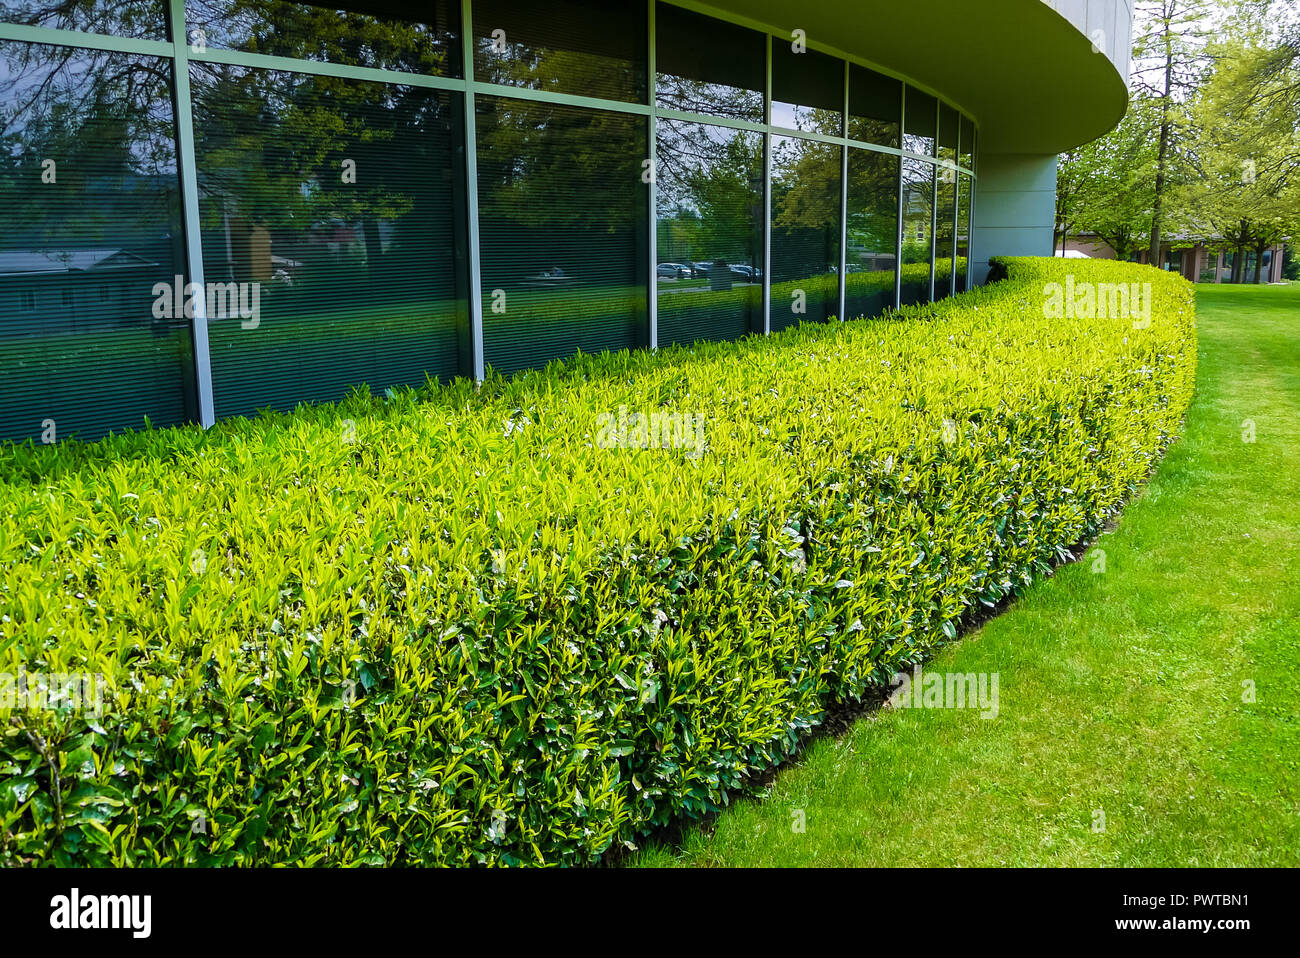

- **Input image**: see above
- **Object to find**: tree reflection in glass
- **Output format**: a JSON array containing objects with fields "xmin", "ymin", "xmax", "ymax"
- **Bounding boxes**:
[
  {"xmin": 655, "ymin": 2, "xmax": 764, "ymax": 124},
  {"xmin": 935, "ymin": 165, "xmax": 956, "ymax": 301},
  {"xmin": 0, "ymin": 40, "xmax": 193, "ymax": 441},
  {"xmin": 475, "ymin": 96, "xmax": 648, "ymax": 374},
  {"xmin": 770, "ymin": 135, "xmax": 841, "ymax": 331},
  {"xmin": 656, "ymin": 118, "xmax": 763, "ymax": 347},
  {"xmin": 190, "ymin": 63, "xmax": 469, "ymax": 417},
  {"xmin": 0, "ymin": 0, "xmax": 167, "ymax": 39},
  {"xmin": 900, "ymin": 156, "xmax": 934, "ymax": 306},
  {"xmin": 845, "ymin": 147, "xmax": 899, "ymax": 320},
  {"xmin": 184, "ymin": 0, "xmax": 461, "ymax": 75}
]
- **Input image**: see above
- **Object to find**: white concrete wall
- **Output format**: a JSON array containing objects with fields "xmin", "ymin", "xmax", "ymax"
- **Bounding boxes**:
[{"xmin": 970, "ymin": 153, "xmax": 1060, "ymax": 285}]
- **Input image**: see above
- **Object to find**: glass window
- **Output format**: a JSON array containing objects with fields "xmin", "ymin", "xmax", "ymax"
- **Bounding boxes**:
[
  {"xmin": 655, "ymin": 2, "xmax": 764, "ymax": 123},
  {"xmin": 938, "ymin": 103, "xmax": 958, "ymax": 166},
  {"xmin": 959, "ymin": 115, "xmax": 975, "ymax": 169},
  {"xmin": 0, "ymin": 1, "xmax": 167, "ymax": 40},
  {"xmin": 904, "ymin": 87, "xmax": 936, "ymax": 157},
  {"xmin": 191, "ymin": 64, "xmax": 469, "ymax": 419},
  {"xmin": 185, "ymin": 0, "xmax": 462, "ymax": 76},
  {"xmin": 770, "ymin": 135, "xmax": 841, "ymax": 331},
  {"xmin": 956, "ymin": 174, "xmax": 971, "ymax": 293},
  {"xmin": 848, "ymin": 64, "xmax": 901, "ymax": 149},
  {"xmin": 472, "ymin": 0, "xmax": 647, "ymax": 104},
  {"xmin": 900, "ymin": 156, "xmax": 933, "ymax": 306},
  {"xmin": 845, "ymin": 147, "xmax": 898, "ymax": 319},
  {"xmin": 475, "ymin": 95, "xmax": 648, "ymax": 374},
  {"xmin": 0, "ymin": 42, "xmax": 194, "ymax": 442},
  {"xmin": 771, "ymin": 42, "xmax": 843, "ymax": 136},
  {"xmin": 935, "ymin": 166, "xmax": 956, "ymax": 301},
  {"xmin": 656, "ymin": 119, "xmax": 763, "ymax": 347}
]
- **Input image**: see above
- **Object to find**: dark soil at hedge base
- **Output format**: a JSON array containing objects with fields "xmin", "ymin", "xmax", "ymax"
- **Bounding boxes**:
[{"xmin": 0, "ymin": 257, "xmax": 1196, "ymax": 866}]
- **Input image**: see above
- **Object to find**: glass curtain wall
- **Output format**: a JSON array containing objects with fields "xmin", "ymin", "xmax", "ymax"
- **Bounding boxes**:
[
  {"xmin": 843, "ymin": 64, "xmax": 900, "ymax": 321},
  {"xmin": 956, "ymin": 174, "xmax": 972, "ymax": 293},
  {"xmin": 0, "ymin": 0, "xmax": 978, "ymax": 441},
  {"xmin": 900, "ymin": 156, "xmax": 935, "ymax": 307},
  {"xmin": 0, "ymin": 40, "xmax": 194, "ymax": 442},
  {"xmin": 654, "ymin": 4, "xmax": 765, "ymax": 347},
  {"xmin": 934, "ymin": 104, "xmax": 958, "ymax": 301},
  {"xmin": 769, "ymin": 43, "xmax": 842, "ymax": 331},
  {"xmin": 194, "ymin": 68, "xmax": 469, "ymax": 418}
]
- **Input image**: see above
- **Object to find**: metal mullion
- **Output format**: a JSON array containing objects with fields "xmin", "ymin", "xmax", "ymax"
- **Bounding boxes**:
[
  {"xmin": 761, "ymin": 32, "xmax": 772, "ymax": 336},
  {"xmin": 469, "ymin": 81, "xmax": 651, "ymax": 116},
  {"xmin": 188, "ymin": 45, "xmax": 467, "ymax": 90},
  {"xmin": 845, "ymin": 137, "xmax": 909, "ymax": 158},
  {"xmin": 0, "ymin": 23, "xmax": 173, "ymax": 55},
  {"xmin": 838, "ymin": 59, "xmax": 848, "ymax": 323},
  {"xmin": 769, "ymin": 125, "xmax": 846, "ymax": 148},
  {"xmin": 648, "ymin": 0, "xmax": 658, "ymax": 351},
  {"xmin": 461, "ymin": 0, "xmax": 484, "ymax": 382},
  {"xmin": 655, "ymin": 107, "xmax": 765, "ymax": 135},
  {"xmin": 168, "ymin": 0, "xmax": 215, "ymax": 429}
]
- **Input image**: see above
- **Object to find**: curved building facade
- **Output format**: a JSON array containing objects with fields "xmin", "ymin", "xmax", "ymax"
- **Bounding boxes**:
[{"xmin": 0, "ymin": 0, "xmax": 1132, "ymax": 441}]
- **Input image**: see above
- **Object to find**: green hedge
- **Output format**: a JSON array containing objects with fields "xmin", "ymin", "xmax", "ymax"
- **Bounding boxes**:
[{"xmin": 0, "ymin": 257, "xmax": 1196, "ymax": 866}]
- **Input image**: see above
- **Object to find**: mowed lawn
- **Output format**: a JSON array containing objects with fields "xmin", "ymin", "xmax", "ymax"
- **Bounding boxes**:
[{"xmin": 635, "ymin": 282, "xmax": 1300, "ymax": 867}]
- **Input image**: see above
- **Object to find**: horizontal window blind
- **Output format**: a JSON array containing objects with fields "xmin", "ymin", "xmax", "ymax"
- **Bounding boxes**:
[
  {"xmin": 472, "ymin": 0, "xmax": 647, "ymax": 104},
  {"xmin": 771, "ymin": 42, "xmax": 844, "ymax": 136},
  {"xmin": 192, "ymin": 64, "xmax": 469, "ymax": 418},
  {"xmin": 185, "ymin": 0, "xmax": 462, "ymax": 76},
  {"xmin": 0, "ymin": 1, "xmax": 167, "ymax": 40},
  {"xmin": 0, "ymin": 41, "xmax": 195, "ymax": 442},
  {"xmin": 904, "ymin": 87, "xmax": 937, "ymax": 157},
  {"xmin": 900, "ymin": 155, "xmax": 934, "ymax": 307},
  {"xmin": 475, "ymin": 94, "xmax": 648, "ymax": 375},
  {"xmin": 845, "ymin": 147, "xmax": 899, "ymax": 320},
  {"xmin": 848, "ymin": 64, "xmax": 902, "ymax": 149},
  {"xmin": 770, "ymin": 135, "xmax": 841, "ymax": 331},
  {"xmin": 655, "ymin": 1, "xmax": 764, "ymax": 124},
  {"xmin": 938, "ymin": 102, "xmax": 959, "ymax": 165},
  {"xmin": 656, "ymin": 118, "xmax": 764, "ymax": 348}
]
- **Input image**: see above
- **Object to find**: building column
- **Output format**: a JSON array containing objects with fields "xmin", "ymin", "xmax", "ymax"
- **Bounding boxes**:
[{"xmin": 969, "ymin": 153, "xmax": 1058, "ymax": 286}]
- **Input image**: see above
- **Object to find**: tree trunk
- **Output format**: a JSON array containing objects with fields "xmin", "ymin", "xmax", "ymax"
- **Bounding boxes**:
[
  {"xmin": 1254, "ymin": 241, "xmax": 1266, "ymax": 284},
  {"xmin": 1148, "ymin": 45, "xmax": 1175, "ymax": 264}
]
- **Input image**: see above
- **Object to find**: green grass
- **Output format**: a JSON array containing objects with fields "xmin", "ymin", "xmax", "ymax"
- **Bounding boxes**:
[{"xmin": 634, "ymin": 282, "xmax": 1300, "ymax": 867}]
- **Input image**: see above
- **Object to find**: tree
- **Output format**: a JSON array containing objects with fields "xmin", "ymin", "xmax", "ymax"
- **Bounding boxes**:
[
  {"xmin": 1056, "ymin": 96, "xmax": 1160, "ymax": 260},
  {"xmin": 1131, "ymin": 0, "xmax": 1216, "ymax": 263},
  {"xmin": 1175, "ymin": 14, "xmax": 1300, "ymax": 282}
]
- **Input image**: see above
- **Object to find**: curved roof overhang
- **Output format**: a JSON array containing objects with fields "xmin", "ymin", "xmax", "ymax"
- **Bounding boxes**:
[{"xmin": 689, "ymin": 0, "xmax": 1132, "ymax": 154}]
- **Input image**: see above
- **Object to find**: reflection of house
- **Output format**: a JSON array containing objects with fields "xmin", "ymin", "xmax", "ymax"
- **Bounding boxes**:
[
  {"xmin": 1062, "ymin": 233, "xmax": 1287, "ymax": 283},
  {"xmin": 0, "ymin": 249, "xmax": 160, "ymax": 336}
]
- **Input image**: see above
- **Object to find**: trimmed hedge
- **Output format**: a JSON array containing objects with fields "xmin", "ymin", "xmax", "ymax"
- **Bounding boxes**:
[{"xmin": 0, "ymin": 257, "xmax": 1196, "ymax": 866}]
